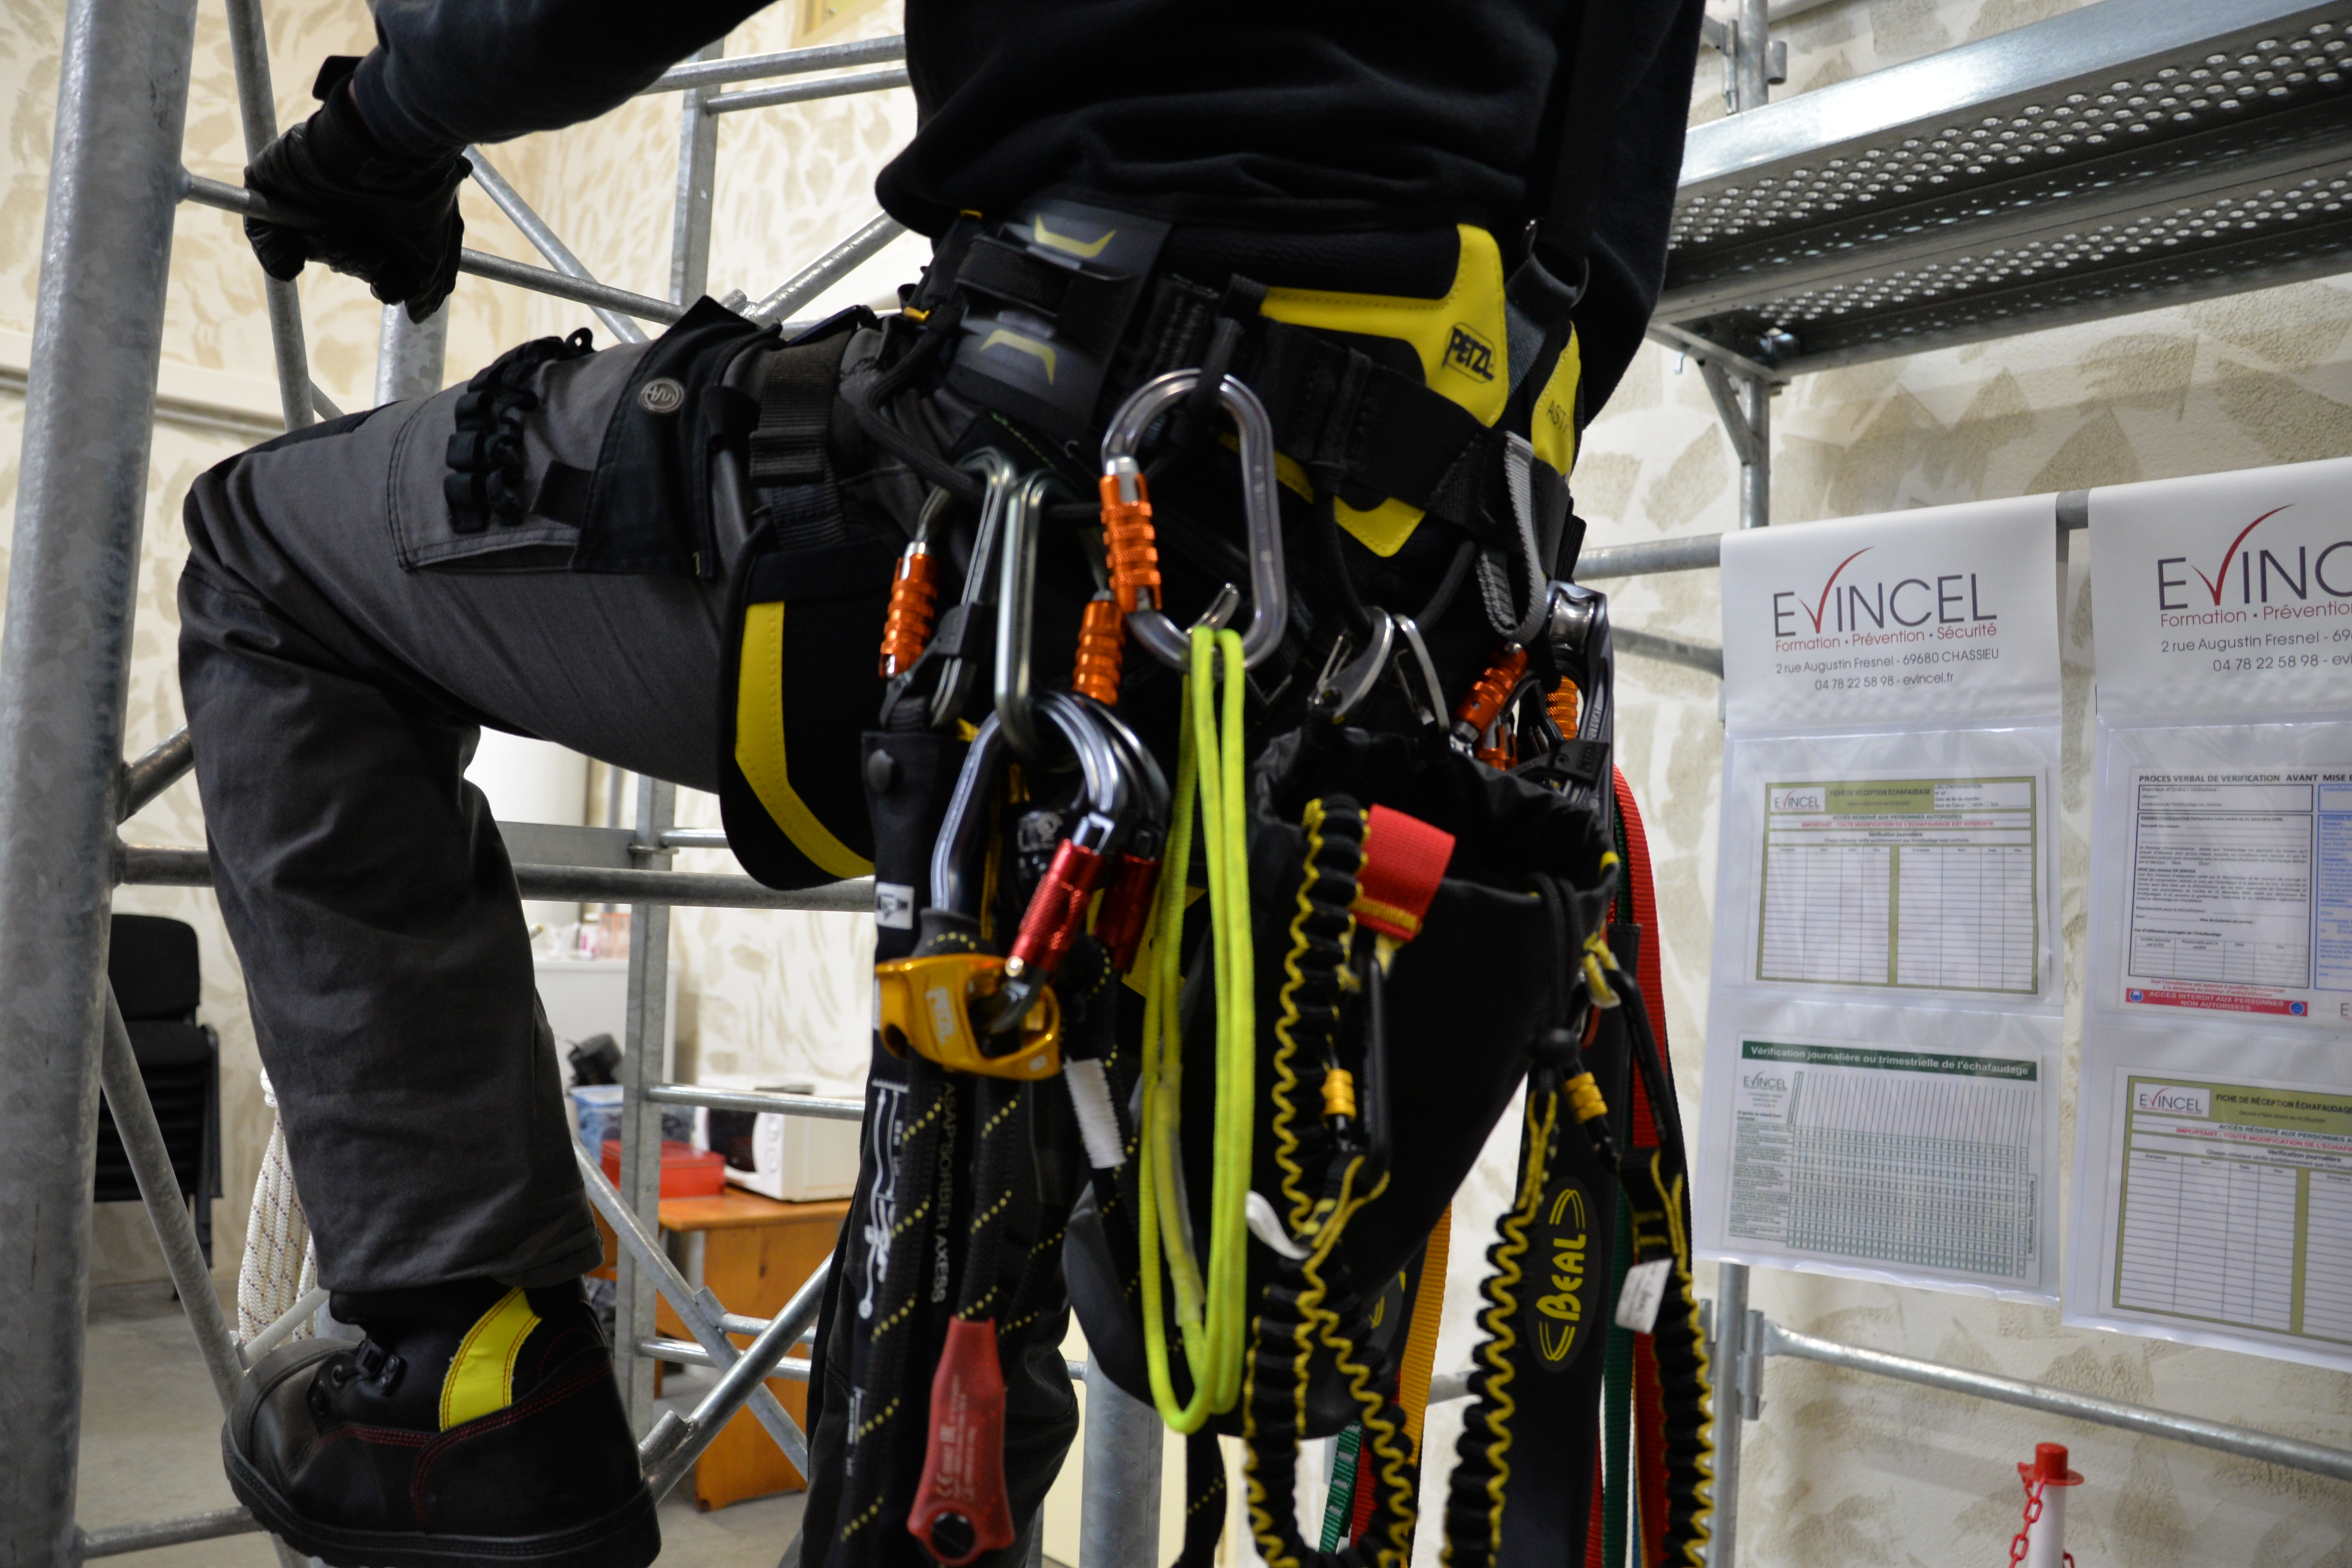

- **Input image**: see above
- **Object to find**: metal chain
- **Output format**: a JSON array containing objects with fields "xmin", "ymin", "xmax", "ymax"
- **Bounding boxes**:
[
  {"xmin": 2005, "ymin": 1478, "xmax": 2042, "ymax": 1567},
  {"xmin": 2005, "ymin": 1477, "xmax": 2077, "ymax": 1568}
]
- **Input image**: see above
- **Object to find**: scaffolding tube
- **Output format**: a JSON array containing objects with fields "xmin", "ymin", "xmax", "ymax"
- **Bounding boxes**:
[
  {"xmin": 76, "ymin": 1508, "xmax": 266, "ymax": 1561},
  {"xmin": 0, "ymin": 2, "xmax": 202, "ymax": 1555},
  {"xmin": 707, "ymin": 66, "xmax": 912, "ymax": 116},
  {"xmin": 748, "ymin": 212, "xmax": 906, "ymax": 324},
  {"xmin": 467, "ymin": 149, "xmax": 650, "ymax": 345},
  {"xmin": 645, "ymin": 35, "xmax": 907, "ymax": 96},
  {"xmin": 573, "ymin": 1142, "xmax": 814, "ymax": 1474},
  {"xmin": 645, "ymin": 1083, "xmax": 866, "ymax": 1120}
]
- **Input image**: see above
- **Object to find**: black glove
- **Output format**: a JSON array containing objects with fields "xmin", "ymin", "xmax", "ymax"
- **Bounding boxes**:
[{"xmin": 243, "ymin": 56, "xmax": 467, "ymax": 323}]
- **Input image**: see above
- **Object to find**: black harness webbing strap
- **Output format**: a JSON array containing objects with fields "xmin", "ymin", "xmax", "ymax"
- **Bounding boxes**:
[
  {"xmin": 944, "ymin": 228, "xmax": 1514, "ymax": 546},
  {"xmin": 1238, "ymin": 319, "xmax": 1509, "ymax": 544},
  {"xmin": 747, "ymin": 335, "xmax": 843, "ymax": 488},
  {"xmin": 955, "ymin": 237, "xmax": 1137, "ymax": 352}
]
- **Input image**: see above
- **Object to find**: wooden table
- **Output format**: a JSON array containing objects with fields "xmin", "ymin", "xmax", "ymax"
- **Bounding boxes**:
[{"xmin": 594, "ymin": 1189, "xmax": 849, "ymax": 1511}]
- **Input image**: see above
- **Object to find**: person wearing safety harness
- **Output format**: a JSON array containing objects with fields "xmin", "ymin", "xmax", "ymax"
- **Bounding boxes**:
[{"xmin": 186, "ymin": 4, "xmax": 1709, "ymax": 1567}]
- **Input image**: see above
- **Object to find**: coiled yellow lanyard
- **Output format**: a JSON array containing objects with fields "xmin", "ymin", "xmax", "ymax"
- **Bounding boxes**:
[{"xmin": 1140, "ymin": 624, "xmax": 1254, "ymax": 1432}]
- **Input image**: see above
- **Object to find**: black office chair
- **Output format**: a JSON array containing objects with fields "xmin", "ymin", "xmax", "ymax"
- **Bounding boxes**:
[{"xmin": 95, "ymin": 914, "xmax": 223, "ymax": 1264}]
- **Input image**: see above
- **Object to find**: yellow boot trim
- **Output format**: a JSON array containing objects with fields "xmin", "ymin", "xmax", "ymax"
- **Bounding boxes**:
[
  {"xmin": 1258, "ymin": 225, "xmax": 1512, "ymax": 558},
  {"xmin": 439, "ymin": 1287, "xmax": 541, "ymax": 1431},
  {"xmin": 736, "ymin": 601, "xmax": 874, "ymax": 880}
]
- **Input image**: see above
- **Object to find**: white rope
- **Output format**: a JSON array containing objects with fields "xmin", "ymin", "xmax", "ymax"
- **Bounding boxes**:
[{"xmin": 237, "ymin": 1067, "xmax": 319, "ymax": 1345}]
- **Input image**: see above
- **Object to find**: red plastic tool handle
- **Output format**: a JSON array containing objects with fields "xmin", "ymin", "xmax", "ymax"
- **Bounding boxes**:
[{"xmin": 906, "ymin": 1317, "xmax": 1015, "ymax": 1566}]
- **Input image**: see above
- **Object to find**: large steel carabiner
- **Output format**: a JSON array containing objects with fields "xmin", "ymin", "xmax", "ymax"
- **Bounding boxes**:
[
  {"xmin": 926, "ymin": 448, "xmax": 1021, "ymax": 730},
  {"xmin": 994, "ymin": 469, "xmax": 1077, "ymax": 761},
  {"xmin": 1098, "ymin": 369, "xmax": 1288, "ymax": 671}
]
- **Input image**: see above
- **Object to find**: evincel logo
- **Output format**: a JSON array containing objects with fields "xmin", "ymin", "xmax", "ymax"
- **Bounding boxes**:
[
  {"xmin": 1771, "ymin": 788, "xmax": 1826, "ymax": 811},
  {"xmin": 2156, "ymin": 504, "xmax": 2352, "ymax": 625},
  {"xmin": 2133, "ymin": 1083, "xmax": 2212, "ymax": 1119},
  {"xmin": 1771, "ymin": 546, "xmax": 2000, "ymax": 647}
]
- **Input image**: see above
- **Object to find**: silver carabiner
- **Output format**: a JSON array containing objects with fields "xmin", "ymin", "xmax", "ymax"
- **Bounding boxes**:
[
  {"xmin": 930, "ymin": 694, "xmax": 1135, "ymax": 924},
  {"xmin": 996, "ymin": 469, "xmax": 1077, "ymax": 761},
  {"xmin": 1307, "ymin": 608, "xmax": 1448, "ymax": 728},
  {"xmin": 931, "ymin": 449, "xmax": 1021, "ymax": 730},
  {"xmin": 1099, "ymin": 368, "xmax": 1288, "ymax": 671}
]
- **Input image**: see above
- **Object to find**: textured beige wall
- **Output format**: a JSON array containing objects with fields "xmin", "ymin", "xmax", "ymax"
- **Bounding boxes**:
[{"xmin": 7, "ymin": 0, "xmax": 2351, "ymax": 1560}]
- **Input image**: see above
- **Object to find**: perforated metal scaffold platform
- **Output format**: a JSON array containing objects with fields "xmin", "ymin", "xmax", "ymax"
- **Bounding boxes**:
[{"xmin": 1655, "ymin": 0, "xmax": 2352, "ymax": 376}]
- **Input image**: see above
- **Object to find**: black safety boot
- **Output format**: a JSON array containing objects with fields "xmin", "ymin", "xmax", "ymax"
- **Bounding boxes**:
[{"xmin": 223, "ymin": 1278, "xmax": 659, "ymax": 1568}]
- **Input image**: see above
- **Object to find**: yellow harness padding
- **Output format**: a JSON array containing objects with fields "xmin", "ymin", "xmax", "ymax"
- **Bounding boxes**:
[
  {"xmin": 439, "ymin": 1287, "xmax": 541, "ymax": 1431},
  {"xmin": 1257, "ymin": 226, "xmax": 1577, "ymax": 558},
  {"xmin": 735, "ymin": 601, "xmax": 874, "ymax": 880}
]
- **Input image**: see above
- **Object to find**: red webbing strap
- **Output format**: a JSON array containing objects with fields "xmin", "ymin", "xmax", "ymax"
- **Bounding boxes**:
[
  {"xmin": 1611, "ymin": 770, "xmax": 1667, "ymax": 1149},
  {"xmin": 1613, "ymin": 768, "xmax": 1679, "ymax": 1566},
  {"xmin": 1583, "ymin": 1454, "xmax": 1607, "ymax": 1568},
  {"xmin": 1352, "ymin": 804, "xmax": 1454, "ymax": 944},
  {"xmin": 1634, "ymin": 1334, "xmax": 1670, "ymax": 1564},
  {"xmin": 1347, "ymin": 1434, "xmax": 1379, "ymax": 1544}
]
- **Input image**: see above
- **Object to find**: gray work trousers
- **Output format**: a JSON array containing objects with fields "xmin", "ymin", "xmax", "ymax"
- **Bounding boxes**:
[{"xmin": 180, "ymin": 336, "xmax": 734, "ymax": 1291}]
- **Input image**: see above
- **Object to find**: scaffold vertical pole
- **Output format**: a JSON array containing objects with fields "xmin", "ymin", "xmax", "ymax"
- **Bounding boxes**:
[
  {"xmin": 375, "ymin": 305, "xmax": 450, "ymax": 407},
  {"xmin": 1079, "ymin": 1362, "xmax": 1163, "ymax": 1566},
  {"xmin": 222, "ymin": 0, "xmax": 314, "ymax": 432},
  {"xmin": 670, "ymin": 39, "xmax": 724, "ymax": 307},
  {"xmin": 618, "ymin": 775, "xmax": 678, "ymax": 1431},
  {"xmin": 0, "ymin": 0, "xmax": 200, "ymax": 1561}
]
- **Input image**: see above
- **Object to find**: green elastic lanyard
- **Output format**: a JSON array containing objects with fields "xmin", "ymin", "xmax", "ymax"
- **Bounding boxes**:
[{"xmin": 1140, "ymin": 626, "xmax": 1255, "ymax": 1432}]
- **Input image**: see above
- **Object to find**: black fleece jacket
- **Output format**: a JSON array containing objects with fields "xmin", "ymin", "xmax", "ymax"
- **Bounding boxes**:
[{"xmin": 348, "ymin": 0, "xmax": 1700, "ymax": 411}]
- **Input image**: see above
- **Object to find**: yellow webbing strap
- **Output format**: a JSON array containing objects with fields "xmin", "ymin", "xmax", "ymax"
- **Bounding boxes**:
[
  {"xmin": 1396, "ymin": 1207, "xmax": 1451, "ymax": 1466},
  {"xmin": 735, "ymin": 601, "xmax": 874, "ymax": 880},
  {"xmin": 439, "ymin": 1287, "xmax": 540, "ymax": 1431}
]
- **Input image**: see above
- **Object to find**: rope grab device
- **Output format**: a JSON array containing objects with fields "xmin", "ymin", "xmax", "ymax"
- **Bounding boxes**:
[{"xmin": 797, "ymin": 298, "xmax": 1713, "ymax": 1567}]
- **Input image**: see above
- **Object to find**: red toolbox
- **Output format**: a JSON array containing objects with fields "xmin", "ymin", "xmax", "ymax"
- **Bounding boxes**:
[{"xmin": 601, "ymin": 1138, "xmax": 728, "ymax": 1199}]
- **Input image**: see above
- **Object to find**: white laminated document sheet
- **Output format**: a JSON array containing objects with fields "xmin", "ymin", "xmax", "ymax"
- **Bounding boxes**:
[
  {"xmin": 2066, "ymin": 1022, "xmax": 2352, "ymax": 1372},
  {"xmin": 2070, "ymin": 457, "xmax": 2352, "ymax": 1363},
  {"xmin": 1698, "ymin": 497, "xmax": 2065, "ymax": 1300},
  {"xmin": 1722, "ymin": 1037, "xmax": 2045, "ymax": 1288},
  {"xmin": 2088, "ymin": 456, "xmax": 2352, "ymax": 1033}
]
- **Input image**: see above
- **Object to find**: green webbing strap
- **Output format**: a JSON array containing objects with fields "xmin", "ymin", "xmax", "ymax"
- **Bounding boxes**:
[
  {"xmin": 1140, "ymin": 626, "xmax": 1255, "ymax": 1431},
  {"xmin": 1320, "ymin": 1425, "xmax": 1364, "ymax": 1552}
]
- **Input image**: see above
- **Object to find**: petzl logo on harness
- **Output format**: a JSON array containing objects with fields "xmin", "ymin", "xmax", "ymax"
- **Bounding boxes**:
[
  {"xmin": 1444, "ymin": 323, "xmax": 1497, "ymax": 384},
  {"xmin": 1532, "ymin": 1181, "xmax": 1592, "ymax": 1365}
]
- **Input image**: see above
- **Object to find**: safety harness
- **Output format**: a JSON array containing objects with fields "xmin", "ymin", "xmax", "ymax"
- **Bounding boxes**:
[{"xmin": 687, "ymin": 194, "xmax": 1713, "ymax": 1568}]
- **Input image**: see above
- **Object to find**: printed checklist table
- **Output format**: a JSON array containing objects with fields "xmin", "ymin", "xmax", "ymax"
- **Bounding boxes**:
[
  {"xmin": 1757, "ymin": 778, "xmax": 2039, "ymax": 996},
  {"xmin": 2109, "ymin": 1076, "xmax": 2352, "ymax": 1349}
]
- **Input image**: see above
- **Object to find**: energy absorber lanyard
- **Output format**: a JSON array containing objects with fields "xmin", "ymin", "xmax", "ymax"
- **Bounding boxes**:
[{"xmin": 1140, "ymin": 623, "xmax": 1254, "ymax": 1432}]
